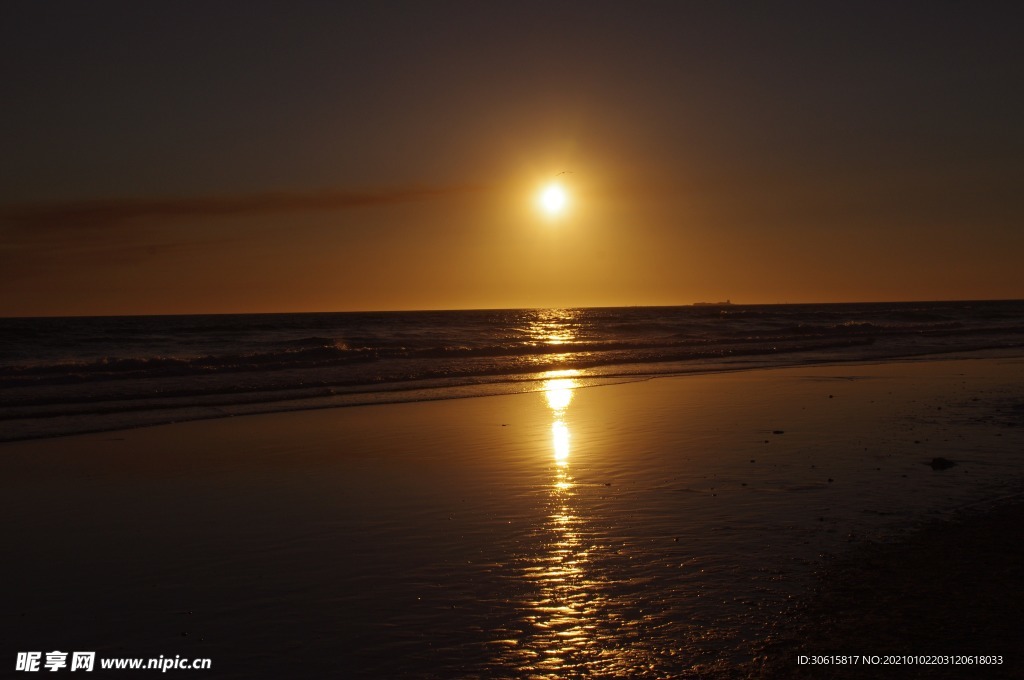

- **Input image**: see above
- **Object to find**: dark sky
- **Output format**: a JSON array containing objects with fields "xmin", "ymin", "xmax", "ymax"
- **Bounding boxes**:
[{"xmin": 2, "ymin": 1, "xmax": 1022, "ymax": 315}]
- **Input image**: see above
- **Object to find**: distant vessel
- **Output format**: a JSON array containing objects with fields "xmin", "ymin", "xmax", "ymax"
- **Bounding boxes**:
[{"xmin": 693, "ymin": 299, "xmax": 733, "ymax": 306}]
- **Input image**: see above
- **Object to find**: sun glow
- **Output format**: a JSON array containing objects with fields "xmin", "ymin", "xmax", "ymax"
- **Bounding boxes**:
[{"xmin": 539, "ymin": 183, "xmax": 568, "ymax": 216}]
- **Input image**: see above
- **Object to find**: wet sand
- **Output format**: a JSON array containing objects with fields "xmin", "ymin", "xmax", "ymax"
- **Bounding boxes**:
[
  {"xmin": 2, "ymin": 355, "xmax": 1022, "ymax": 677},
  {"xmin": 755, "ymin": 501, "xmax": 1024, "ymax": 679}
]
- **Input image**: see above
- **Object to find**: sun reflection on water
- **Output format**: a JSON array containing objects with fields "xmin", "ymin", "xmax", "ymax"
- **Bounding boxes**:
[
  {"xmin": 545, "ymin": 371, "xmax": 578, "ymax": 468},
  {"xmin": 526, "ymin": 309, "xmax": 581, "ymax": 347},
  {"xmin": 507, "ymin": 369, "xmax": 612, "ymax": 674},
  {"xmin": 487, "ymin": 367, "xmax": 666, "ymax": 676},
  {"xmin": 552, "ymin": 421, "xmax": 570, "ymax": 466},
  {"xmin": 545, "ymin": 380, "xmax": 575, "ymax": 412}
]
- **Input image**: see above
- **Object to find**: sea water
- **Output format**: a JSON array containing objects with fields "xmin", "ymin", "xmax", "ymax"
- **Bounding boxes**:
[{"xmin": 2, "ymin": 300, "xmax": 1023, "ymax": 440}]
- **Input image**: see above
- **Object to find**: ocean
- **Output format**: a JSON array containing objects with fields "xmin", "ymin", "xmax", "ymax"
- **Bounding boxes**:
[{"xmin": 2, "ymin": 300, "xmax": 1023, "ymax": 441}]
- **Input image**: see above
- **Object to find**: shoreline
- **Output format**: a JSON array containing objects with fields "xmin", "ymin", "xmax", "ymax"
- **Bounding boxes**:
[{"xmin": 4, "ymin": 346, "xmax": 1023, "ymax": 444}]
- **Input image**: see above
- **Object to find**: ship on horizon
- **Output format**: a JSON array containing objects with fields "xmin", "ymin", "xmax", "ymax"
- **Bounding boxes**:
[{"xmin": 693, "ymin": 299, "xmax": 733, "ymax": 306}]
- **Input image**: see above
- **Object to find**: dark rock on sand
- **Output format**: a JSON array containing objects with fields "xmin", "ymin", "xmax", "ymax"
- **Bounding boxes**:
[{"xmin": 928, "ymin": 457, "xmax": 957, "ymax": 470}]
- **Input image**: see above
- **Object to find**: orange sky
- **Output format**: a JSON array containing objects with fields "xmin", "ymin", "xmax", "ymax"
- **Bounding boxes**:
[{"xmin": 1, "ymin": 3, "xmax": 1022, "ymax": 316}]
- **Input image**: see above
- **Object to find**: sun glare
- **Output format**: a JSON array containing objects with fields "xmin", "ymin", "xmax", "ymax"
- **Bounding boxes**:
[{"xmin": 539, "ymin": 183, "xmax": 568, "ymax": 216}]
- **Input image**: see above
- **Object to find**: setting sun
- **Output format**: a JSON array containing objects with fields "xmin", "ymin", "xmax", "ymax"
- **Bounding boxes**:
[{"xmin": 539, "ymin": 183, "xmax": 568, "ymax": 216}]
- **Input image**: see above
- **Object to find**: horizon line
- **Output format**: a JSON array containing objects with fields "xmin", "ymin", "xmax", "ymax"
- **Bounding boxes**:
[{"xmin": 3, "ymin": 297, "xmax": 1022, "ymax": 321}]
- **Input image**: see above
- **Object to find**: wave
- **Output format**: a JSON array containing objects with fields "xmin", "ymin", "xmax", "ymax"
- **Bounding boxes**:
[
  {"xmin": 2, "ymin": 301, "xmax": 1023, "ymax": 440},
  {"xmin": 1, "ymin": 337, "xmax": 882, "ymax": 414},
  {"xmin": 4, "ymin": 321, "xmax": 1024, "ymax": 389},
  {"xmin": 0, "ymin": 345, "xmax": 378, "ymax": 387}
]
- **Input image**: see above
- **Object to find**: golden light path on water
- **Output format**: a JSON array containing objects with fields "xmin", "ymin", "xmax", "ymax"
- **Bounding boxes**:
[
  {"xmin": 489, "ymin": 312, "xmax": 686, "ymax": 676},
  {"xmin": 529, "ymin": 370, "xmax": 589, "ymax": 673},
  {"xmin": 503, "ymin": 368, "xmax": 633, "ymax": 676},
  {"xmin": 546, "ymin": 376, "xmax": 574, "ymax": 468},
  {"xmin": 525, "ymin": 309, "xmax": 580, "ymax": 347}
]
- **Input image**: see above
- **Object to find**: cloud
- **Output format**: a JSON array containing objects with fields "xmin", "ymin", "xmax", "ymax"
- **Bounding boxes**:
[{"xmin": 0, "ymin": 184, "xmax": 486, "ymax": 231}]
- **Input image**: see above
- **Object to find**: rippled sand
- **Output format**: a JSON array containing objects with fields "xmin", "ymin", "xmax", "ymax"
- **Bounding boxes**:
[{"xmin": 2, "ymin": 355, "xmax": 1022, "ymax": 677}]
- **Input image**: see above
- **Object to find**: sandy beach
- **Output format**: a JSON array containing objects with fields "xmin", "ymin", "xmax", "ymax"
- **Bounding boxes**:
[{"xmin": 3, "ymin": 354, "xmax": 1023, "ymax": 678}]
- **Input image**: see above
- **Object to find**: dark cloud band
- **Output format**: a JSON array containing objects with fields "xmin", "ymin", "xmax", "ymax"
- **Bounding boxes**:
[{"xmin": 0, "ymin": 185, "xmax": 486, "ymax": 231}]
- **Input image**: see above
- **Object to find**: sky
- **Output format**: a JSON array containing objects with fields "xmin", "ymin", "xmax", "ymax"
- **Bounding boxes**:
[{"xmin": 1, "ymin": 1, "xmax": 1022, "ymax": 316}]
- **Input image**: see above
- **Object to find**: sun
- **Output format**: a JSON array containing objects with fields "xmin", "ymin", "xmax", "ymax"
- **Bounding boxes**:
[{"xmin": 539, "ymin": 183, "xmax": 568, "ymax": 216}]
